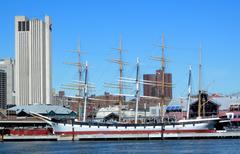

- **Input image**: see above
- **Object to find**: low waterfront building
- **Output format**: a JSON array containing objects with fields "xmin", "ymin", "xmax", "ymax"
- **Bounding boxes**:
[
  {"xmin": 165, "ymin": 93, "xmax": 240, "ymax": 120},
  {"xmin": 52, "ymin": 91, "xmax": 73, "ymax": 108},
  {"xmin": 90, "ymin": 92, "xmax": 123, "ymax": 108},
  {"xmin": 0, "ymin": 109, "xmax": 7, "ymax": 120},
  {"xmin": 7, "ymin": 104, "xmax": 77, "ymax": 120},
  {"xmin": 95, "ymin": 105, "xmax": 166, "ymax": 123}
]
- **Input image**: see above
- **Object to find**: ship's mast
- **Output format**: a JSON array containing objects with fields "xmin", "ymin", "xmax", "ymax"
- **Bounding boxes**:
[
  {"xmin": 83, "ymin": 61, "xmax": 88, "ymax": 122},
  {"xmin": 110, "ymin": 35, "xmax": 127, "ymax": 122},
  {"xmin": 134, "ymin": 58, "xmax": 140, "ymax": 124},
  {"xmin": 77, "ymin": 41, "xmax": 83, "ymax": 97},
  {"xmin": 186, "ymin": 65, "xmax": 192, "ymax": 119},
  {"xmin": 198, "ymin": 44, "xmax": 202, "ymax": 118},
  {"xmin": 77, "ymin": 41, "xmax": 83, "ymax": 121},
  {"xmin": 119, "ymin": 37, "xmax": 123, "ymax": 122},
  {"xmin": 151, "ymin": 33, "xmax": 167, "ymax": 122},
  {"xmin": 65, "ymin": 41, "xmax": 85, "ymax": 121},
  {"xmin": 160, "ymin": 34, "xmax": 166, "ymax": 122}
]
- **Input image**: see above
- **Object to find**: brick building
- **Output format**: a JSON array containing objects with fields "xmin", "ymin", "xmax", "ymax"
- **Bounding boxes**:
[
  {"xmin": 143, "ymin": 69, "xmax": 172, "ymax": 99},
  {"xmin": 90, "ymin": 92, "xmax": 123, "ymax": 108}
]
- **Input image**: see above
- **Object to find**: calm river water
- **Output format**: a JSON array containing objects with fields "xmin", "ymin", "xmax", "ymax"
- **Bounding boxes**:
[{"xmin": 0, "ymin": 139, "xmax": 239, "ymax": 154}]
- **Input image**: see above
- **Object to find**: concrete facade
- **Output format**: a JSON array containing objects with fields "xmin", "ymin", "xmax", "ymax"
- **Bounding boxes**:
[
  {"xmin": 15, "ymin": 16, "xmax": 52, "ymax": 105},
  {"xmin": 0, "ymin": 59, "xmax": 15, "ymax": 107}
]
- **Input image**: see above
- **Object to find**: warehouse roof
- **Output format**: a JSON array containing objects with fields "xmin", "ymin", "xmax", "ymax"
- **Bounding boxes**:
[{"xmin": 8, "ymin": 104, "xmax": 75, "ymax": 115}]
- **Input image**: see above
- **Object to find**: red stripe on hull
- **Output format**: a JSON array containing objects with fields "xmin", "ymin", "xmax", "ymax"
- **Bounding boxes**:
[
  {"xmin": 55, "ymin": 129, "xmax": 216, "ymax": 135},
  {"xmin": 10, "ymin": 129, "xmax": 52, "ymax": 136}
]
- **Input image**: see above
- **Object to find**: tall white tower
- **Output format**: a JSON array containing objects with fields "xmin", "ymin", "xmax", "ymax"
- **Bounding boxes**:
[{"xmin": 15, "ymin": 16, "xmax": 52, "ymax": 105}]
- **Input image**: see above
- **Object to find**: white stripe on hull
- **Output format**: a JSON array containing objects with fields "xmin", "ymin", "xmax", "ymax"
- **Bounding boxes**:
[{"xmin": 52, "ymin": 121, "xmax": 215, "ymax": 134}]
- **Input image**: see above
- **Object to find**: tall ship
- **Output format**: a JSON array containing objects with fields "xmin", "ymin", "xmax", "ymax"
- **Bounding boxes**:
[{"xmin": 32, "ymin": 35, "xmax": 221, "ymax": 139}]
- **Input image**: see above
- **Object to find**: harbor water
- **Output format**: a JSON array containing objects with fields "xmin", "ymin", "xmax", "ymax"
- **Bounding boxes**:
[{"xmin": 0, "ymin": 139, "xmax": 240, "ymax": 154}]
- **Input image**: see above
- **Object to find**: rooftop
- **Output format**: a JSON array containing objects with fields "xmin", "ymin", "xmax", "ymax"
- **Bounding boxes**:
[{"xmin": 8, "ymin": 104, "xmax": 75, "ymax": 115}]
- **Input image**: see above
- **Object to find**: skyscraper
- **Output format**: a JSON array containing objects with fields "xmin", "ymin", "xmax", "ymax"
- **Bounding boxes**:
[
  {"xmin": 0, "ymin": 70, "xmax": 7, "ymax": 108},
  {"xmin": 0, "ymin": 59, "xmax": 15, "ymax": 107},
  {"xmin": 15, "ymin": 16, "xmax": 52, "ymax": 105}
]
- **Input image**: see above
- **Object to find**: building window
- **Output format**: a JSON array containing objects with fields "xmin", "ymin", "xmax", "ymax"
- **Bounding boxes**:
[
  {"xmin": 26, "ymin": 21, "xmax": 29, "ymax": 31},
  {"xmin": 18, "ymin": 21, "xmax": 29, "ymax": 31},
  {"xmin": 22, "ymin": 21, "xmax": 26, "ymax": 31},
  {"xmin": 18, "ymin": 21, "xmax": 21, "ymax": 31},
  {"xmin": 49, "ymin": 24, "xmax": 52, "ymax": 31}
]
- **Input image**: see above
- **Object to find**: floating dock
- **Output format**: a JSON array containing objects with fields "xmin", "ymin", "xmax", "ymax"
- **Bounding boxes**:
[
  {"xmin": 75, "ymin": 131, "xmax": 240, "ymax": 140},
  {"xmin": 2, "ymin": 131, "xmax": 240, "ymax": 141}
]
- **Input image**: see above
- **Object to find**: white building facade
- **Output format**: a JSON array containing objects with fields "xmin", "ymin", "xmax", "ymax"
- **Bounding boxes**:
[
  {"xmin": 0, "ymin": 58, "xmax": 15, "ymax": 107},
  {"xmin": 15, "ymin": 16, "xmax": 52, "ymax": 105}
]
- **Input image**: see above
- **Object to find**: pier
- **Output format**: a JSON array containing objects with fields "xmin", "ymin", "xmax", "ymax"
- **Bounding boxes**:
[
  {"xmin": 1, "ymin": 131, "xmax": 240, "ymax": 141},
  {"xmin": 75, "ymin": 131, "xmax": 240, "ymax": 141}
]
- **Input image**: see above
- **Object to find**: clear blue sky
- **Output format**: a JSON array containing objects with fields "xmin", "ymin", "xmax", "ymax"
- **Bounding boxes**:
[{"xmin": 0, "ymin": 0, "xmax": 240, "ymax": 98}]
